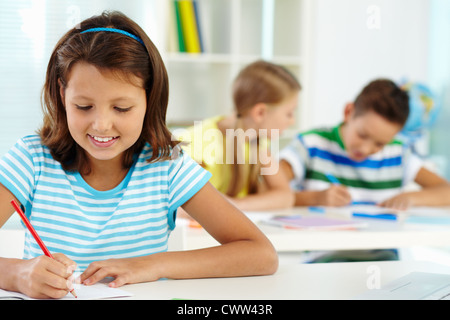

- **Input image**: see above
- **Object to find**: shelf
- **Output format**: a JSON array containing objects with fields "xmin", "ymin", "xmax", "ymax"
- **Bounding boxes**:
[
  {"xmin": 164, "ymin": 52, "xmax": 234, "ymax": 64},
  {"xmin": 165, "ymin": 52, "xmax": 303, "ymax": 66},
  {"xmin": 161, "ymin": 0, "xmax": 307, "ymax": 129}
]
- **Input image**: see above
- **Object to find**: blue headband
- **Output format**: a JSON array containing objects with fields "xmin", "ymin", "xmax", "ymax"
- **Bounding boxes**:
[{"xmin": 80, "ymin": 27, "xmax": 145, "ymax": 46}]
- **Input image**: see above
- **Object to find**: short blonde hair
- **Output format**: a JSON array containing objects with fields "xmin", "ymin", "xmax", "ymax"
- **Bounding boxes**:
[{"xmin": 227, "ymin": 60, "xmax": 301, "ymax": 197}]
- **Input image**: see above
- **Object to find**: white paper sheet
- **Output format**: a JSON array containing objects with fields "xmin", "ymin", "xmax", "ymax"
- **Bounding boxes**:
[{"xmin": 0, "ymin": 282, "xmax": 132, "ymax": 300}]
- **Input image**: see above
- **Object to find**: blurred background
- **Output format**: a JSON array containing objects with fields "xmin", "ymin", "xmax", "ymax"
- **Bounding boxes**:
[{"xmin": 0, "ymin": 0, "xmax": 449, "ymax": 178}]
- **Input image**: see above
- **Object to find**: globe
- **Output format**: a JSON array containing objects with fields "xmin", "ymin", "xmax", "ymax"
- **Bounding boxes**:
[{"xmin": 399, "ymin": 82, "xmax": 440, "ymax": 144}]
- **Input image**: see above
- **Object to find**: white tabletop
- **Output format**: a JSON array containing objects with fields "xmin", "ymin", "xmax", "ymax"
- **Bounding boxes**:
[
  {"xmin": 118, "ymin": 260, "xmax": 450, "ymax": 300},
  {"xmin": 182, "ymin": 207, "xmax": 450, "ymax": 251},
  {"xmin": 4, "ymin": 206, "xmax": 450, "ymax": 257}
]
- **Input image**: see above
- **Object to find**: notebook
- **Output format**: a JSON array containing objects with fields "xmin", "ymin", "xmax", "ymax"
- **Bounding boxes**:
[
  {"xmin": 263, "ymin": 215, "xmax": 367, "ymax": 230},
  {"xmin": 354, "ymin": 272, "xmax": 450, "ymax": 300}
]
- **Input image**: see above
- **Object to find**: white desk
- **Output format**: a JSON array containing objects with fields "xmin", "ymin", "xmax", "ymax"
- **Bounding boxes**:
[
  {"xmin": 118, "ymin": 260, "xmax": 450, "ymax": 300},
  {"xmin": 4, "ymin": 207, "xmax": 450, "ymax": 257},
  {"xmin": 182, "ymin": 207, "xmax": 450, "ymax": 251}
]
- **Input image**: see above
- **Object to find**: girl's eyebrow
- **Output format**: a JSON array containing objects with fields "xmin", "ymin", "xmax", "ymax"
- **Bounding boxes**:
[
  {"xmin": 71, "ymin": 94, "xmax": 92, "ymax": 101},
  {"xmin": 71, "ymin": 95, "xmax": 136, "ymax": 103}
]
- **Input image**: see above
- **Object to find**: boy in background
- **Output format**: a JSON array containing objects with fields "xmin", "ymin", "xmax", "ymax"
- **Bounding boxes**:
[
  {"xmin": 280, "ymin": 79, "xmax": 450, "ymax": 210},
  {"xmin": 279, "ymin": 78, "xmax": 450, "ymax": 262}
]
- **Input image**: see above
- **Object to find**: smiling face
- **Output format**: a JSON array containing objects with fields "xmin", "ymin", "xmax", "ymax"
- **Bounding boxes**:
[
  {"xmin": 61, "ymin": 62, "xmax": 147, "ymax": 167},
  {"xmin": 341, "ymin": 103, "xmax": 403, "ymax": 161}
]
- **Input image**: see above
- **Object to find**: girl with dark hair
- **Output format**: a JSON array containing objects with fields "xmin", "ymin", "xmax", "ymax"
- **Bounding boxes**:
[{"xmin": 0, "ymin": 11, "xmax": 277, "ymax": 299}]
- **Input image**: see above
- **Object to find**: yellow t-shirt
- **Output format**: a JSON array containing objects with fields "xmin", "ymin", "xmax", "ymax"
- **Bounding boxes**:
[{"xmin": 178, "ymin": 116, "xmax": 268, "ymax": 198}]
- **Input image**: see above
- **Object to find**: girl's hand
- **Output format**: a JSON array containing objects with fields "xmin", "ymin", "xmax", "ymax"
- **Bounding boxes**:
[
  {"xmin": 80, "ymin": 256, "xmax": 157, "ymax": 288},
  {"xmin": 319, "ymin": 185, "xmax": 352, "ymax": 206},
  {"xmin": 16, "ymin": 253, "xmax": 77, "ymax": 299},
  {"xmin": 378, "ymin": 193, "xmax": 414, "ymax": 211}
]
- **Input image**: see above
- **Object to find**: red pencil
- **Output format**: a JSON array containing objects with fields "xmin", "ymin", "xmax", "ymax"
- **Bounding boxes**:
[{"xmin": 10, "ymin": 199, "xmax": 77, "ymax": 298}]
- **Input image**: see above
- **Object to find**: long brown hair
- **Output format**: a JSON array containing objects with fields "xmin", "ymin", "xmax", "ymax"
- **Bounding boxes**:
[
  {"xmin": 39, "ymin": 11, "xmax": 177, "ymax": 174},
  {"xmin": 226, "ymin": 60, "xmax": 301, "ymax": 197}
]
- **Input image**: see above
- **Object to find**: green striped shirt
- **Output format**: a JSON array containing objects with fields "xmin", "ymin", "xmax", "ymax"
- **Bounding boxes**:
[{"xmin": 279, "ymin": 124, "xmax": 423, "ymax": 203}]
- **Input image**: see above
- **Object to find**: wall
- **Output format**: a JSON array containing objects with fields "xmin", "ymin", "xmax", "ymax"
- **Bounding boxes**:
[
  {"xmin": 304, "ymin": 0, "xmax": 430, "ymax": 130},
  {"xmin": 428, "ymin": 0, "xmax": 450, "ymax": 178}
]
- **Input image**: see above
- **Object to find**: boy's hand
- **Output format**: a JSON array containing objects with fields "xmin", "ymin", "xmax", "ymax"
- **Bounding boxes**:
[
  {"xmin": 16, "ymin": 253, "xmax": 77, "ymax": 299},
  {"xmin": 378, "ymin": 193, "xmax": 413, "ymax": 211},
  {"xmin": 319, "ymin": 185, "xmax": 352, "ymax": 206}
]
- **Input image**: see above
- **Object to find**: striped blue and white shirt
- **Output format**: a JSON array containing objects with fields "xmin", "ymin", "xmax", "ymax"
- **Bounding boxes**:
[
  {"xmin": 279, "ymin": 125, "xmax": 423, "ymax": 203},
  {"xmin": 0, "ymin": 135, "xmax": 211, "ymax": 271}
]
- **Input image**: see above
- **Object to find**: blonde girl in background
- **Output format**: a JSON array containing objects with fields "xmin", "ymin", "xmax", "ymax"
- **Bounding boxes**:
[{"xmin": 180, "ymin": 60, "xmax": 301, "ymax": 211}]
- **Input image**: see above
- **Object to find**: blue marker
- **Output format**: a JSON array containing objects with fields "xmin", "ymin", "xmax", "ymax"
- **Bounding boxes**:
[
  {"xmin": 325, "ymin": 172, "xmax": 341, "ymax": 185},
  {"xmin": 351, "ymin": 200, "xmax": 377, "ymax": 205},
  {"xmin": 352, "ymin": 212, "xmax": 397, "ymax": 221},
  {"xmin": 308, "ymin": 206, "xmax": 326, "ymax": 214}
]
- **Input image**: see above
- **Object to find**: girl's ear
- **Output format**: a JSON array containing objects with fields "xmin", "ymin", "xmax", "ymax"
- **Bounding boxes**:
[
  {"xmin": 249, "ymin": 103, "xmax": 267, "ymax": 124},
  {"xmin": 58, "ymin": 78, "xmax": 65, "ymax": 107}
]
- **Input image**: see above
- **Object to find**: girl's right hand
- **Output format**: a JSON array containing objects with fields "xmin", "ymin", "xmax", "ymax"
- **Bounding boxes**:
[
  {"xmin": 319, "ymin": 185, "xmax": 352, "ymax": 206},
  {"xmin": 15, "ymin": 253, "xmax": 77, "ymax": 299}
]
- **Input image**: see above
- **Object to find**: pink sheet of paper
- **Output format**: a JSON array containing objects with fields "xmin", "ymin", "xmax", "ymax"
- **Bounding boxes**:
[{"xmin": 268, "ymin": 215, "xmax": 367, "ymax": 230}]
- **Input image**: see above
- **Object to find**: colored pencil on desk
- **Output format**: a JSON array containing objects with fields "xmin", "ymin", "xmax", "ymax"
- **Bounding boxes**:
[{"xmin": 10, "ymin": 199, "xmax": 77, "ymax": 298}]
